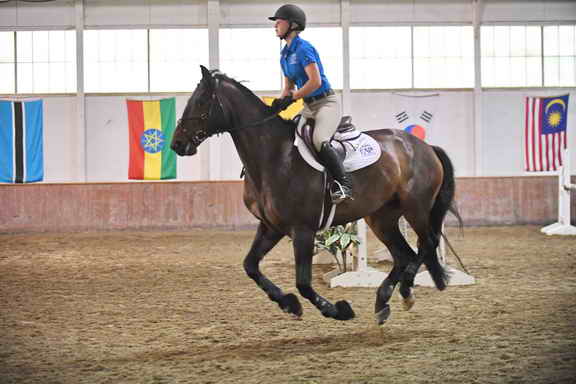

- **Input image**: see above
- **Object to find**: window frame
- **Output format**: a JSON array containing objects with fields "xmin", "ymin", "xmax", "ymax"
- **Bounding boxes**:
[
  {"xmin": 218, "ymin": 27, "xmax": 283, "ymax": 92},
  {"xmin": 350, "ymin": 25, "xmax": 476, "ymax": 90},
  {"xmin": 0, "ymin": 31, "xmax": 16, "ymax": 94},
  {"xmin": 1, "ymin": 23, "xmax": 575, "ymax": 95}
]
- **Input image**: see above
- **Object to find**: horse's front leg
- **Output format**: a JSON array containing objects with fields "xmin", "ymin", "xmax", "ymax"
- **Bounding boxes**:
[
  {"xmin": 292, "ymin": 227, "xmax": 355, "ymax": 321},
  {"xmin": 243, "ymin": 222, "xmax": 303, "ymax": 318}
]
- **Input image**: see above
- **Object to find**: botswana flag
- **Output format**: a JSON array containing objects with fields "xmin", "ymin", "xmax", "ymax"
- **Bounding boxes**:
[{"xmin": 0, "ymin": 100, "xmax": 44, "ymax": 183}]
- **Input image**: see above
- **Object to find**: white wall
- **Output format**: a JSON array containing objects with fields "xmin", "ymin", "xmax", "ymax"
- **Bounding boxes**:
[
  {"xmin": 1, "ymin": 0, "xmax": 575, "ymax": 182},
  {"xmin": 3, "ymin": 0, "xmax": 575, "ymax": 29},
  {"xmin": 84, "ymin": 0, "xmax": 208, "ymax": 27},
  {"xmin": 350, "ymin": 91, "xmax": 475, "ymax": 176},
  {"xmin": 82, "ymin": 95, "xmax": 242, "ymax": 182},
  {"xmin": 0, "ymin": 0, "xmax": 75, "ymax": 28},
  {"xmin": 34, "ymin": 89, "xmax": 574, "ymax": 182},
  {"xmin": 42, "ymin": 97, "xmax": 77, "ymax": 182},
  {"xmin": 482, "ymin": 0, "xmax": 576, "ymax": 23},
  {"xmin": 220, "ymin": 0, "xmax": 341, "ymax": 26}
]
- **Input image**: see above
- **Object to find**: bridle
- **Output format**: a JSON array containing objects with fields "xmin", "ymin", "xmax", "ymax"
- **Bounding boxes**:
[
  {"xmin": 176, "ymin": 90, "xmax": 224, "ymax": 147},
  {"xmin": 177, "ymin": 75, "xmax": 281, "ymax": 146}
]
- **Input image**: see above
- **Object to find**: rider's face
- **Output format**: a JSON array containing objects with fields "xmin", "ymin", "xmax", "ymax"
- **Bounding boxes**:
[{"xmin": 275, "ymin": 19, "xmax": 289, "ymax": 38}]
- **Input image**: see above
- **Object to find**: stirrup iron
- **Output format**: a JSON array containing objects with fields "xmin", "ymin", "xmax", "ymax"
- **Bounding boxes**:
[{"xmin": 331, "ymin": 180, "xmax": 353, "ymax": 204}]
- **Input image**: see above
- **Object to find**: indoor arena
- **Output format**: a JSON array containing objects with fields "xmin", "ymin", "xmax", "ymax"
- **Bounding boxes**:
[{"xmin": 1, "ymin": 1, "xmax": 575, "ymax": 383}]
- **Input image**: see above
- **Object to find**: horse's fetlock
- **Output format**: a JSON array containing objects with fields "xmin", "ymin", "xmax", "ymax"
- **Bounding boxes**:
[{"xmin": 245, "ymin": 271, "xmax": 259, "ymax": 282}]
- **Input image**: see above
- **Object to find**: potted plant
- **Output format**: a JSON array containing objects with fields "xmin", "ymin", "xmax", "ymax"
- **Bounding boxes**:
[{"xmin": 314, "ymin": 222, "xmax": 361, "ymax": 274}]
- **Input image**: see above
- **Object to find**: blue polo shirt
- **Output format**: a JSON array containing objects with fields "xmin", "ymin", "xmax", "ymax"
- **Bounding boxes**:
[{"xmin": 280, "ymin": 35, "xmax": 331, "ymax": 98}]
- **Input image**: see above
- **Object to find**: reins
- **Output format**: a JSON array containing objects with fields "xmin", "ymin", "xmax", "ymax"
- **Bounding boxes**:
[{"xmin": 232, "ymin": 112, "xmax": 281, "ymax": 131}]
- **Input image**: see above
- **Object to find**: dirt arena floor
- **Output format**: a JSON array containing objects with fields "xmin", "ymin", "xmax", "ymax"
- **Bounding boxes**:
[{"xmin": 1, "ymin": 226, "xmax": 575, "ymax": 384}]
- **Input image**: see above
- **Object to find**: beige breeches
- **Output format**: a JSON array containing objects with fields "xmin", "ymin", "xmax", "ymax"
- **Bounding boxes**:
[{"xmin": 300, "ymin": 94, "xmax": 341, "ymax": 152}]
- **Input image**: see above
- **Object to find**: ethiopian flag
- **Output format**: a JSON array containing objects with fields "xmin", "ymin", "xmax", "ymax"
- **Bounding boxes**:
[{"xmin": 127, "ymin": 98, "xmax": 177, "ymax": 180}]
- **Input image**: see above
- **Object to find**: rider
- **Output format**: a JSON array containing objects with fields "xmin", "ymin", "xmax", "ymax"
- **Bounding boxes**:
[{"xmin": 268, "ymin": 4, "xmax": 353, "ymax": 204}]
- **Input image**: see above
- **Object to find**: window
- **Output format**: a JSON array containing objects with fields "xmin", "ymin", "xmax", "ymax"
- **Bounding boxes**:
[
  {"xmin": 0, "ymin": 32, "xmax": 15, "ymax": 94},
  {"xmin": 302, "ymin": 27, "xmax": 343, "ymax": 90},
  {"xmin": 544, "ymin": 25, "xmax": 576, "ymax": 87},
  {"xmin": 219, "ymin": 28, "xmax": 282, "ymax": 91},
  {"xmin": 84, "ymin": 30, "xmax": 147, "ymax": 93},
  {"xmin": 17, "ymin": 31, "xmax": 76, "ymax": 93},
  {"xmin": 350, "ymin": 27, "xmax": 412, "ymax": 89},
  {"xmin": 149, "ymin": 29, "xmax": 209, "ymax": 92},
  {"xmin": 413, "ymin": 26, "xmax": 474, "ymax": 88},
  {"xmin": 481, "ymin": 26, "xmax": 542, "ymax": 87}
]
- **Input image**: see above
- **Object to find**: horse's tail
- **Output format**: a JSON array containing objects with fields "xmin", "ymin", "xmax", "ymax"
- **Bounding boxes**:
[{"xmin": 425, "ymin": 145, "xmax": 462, "ymax": 290}]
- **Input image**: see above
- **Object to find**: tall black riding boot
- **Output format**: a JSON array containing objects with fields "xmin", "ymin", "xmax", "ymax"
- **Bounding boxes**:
[{"xmin": 318, "ymin": 141, "xmax": 353, "ymax": 204}]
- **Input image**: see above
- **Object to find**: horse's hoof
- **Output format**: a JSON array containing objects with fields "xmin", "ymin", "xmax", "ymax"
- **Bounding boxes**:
[
  {"xmin": 279, "ymin": 293, "xmax": 303, "ymax": 318},
  {"xmin": 402, "ymin": 294, "xmax": 416, "ymax": 311},
  {"xmin": 375, "ymin": 305, "xmax": 391, "ymax": 326},
  {"xmin": 289, "ymin": 313, "xmax": 302, "ymax": 321},
  {"xmin": 334, "ymin": 300, "xmax": 355, "ymax": 321}
]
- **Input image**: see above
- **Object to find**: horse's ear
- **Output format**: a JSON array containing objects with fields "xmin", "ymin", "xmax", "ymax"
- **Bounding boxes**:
[
  {"xmin": 200, "ymin": 65, "xmax": 211, "ymax": 81},
  {"xmin": 200, "ymin": 65, "xmax": 214, "ymax": 90}
]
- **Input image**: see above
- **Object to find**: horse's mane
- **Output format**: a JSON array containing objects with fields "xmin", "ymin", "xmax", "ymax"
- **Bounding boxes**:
[
  {"xmin": 211, "ymin": 70, "xmax": 295, "ymax": 130},
  {"xmin": 212, "ymin": 71, "xmax": 265, "ymax": 107}
]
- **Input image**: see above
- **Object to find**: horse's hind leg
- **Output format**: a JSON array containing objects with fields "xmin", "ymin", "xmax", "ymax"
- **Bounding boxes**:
[
  {"xmin": 292, "ymin": 227, "xmax": 355, "ymax": 321},
  {"xmin": 243, "ymin": 222, "xmax": 302, "ymax": 318},
  {"xmin": 366, "ymin": 216, "xmax": 416, "ymax": 326},
  {"xmin": 402, "ymin": 210, "xmax": 448, "ymax": 292}
]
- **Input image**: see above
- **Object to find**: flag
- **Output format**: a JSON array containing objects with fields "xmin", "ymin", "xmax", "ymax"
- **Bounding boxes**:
[
  {"xmin": 392, "ymin": 93, "xmax": 439, "ymax": 142},
  {"xmin": 0, "ymin": 99, "xmax": 44, "ymax": 183},
  {"xmin": 524, "ymin": 94, "xmax": 569, "ymax": 172},
  {"xmin": 261, "ymin": 96, "xmax": 303, "ymax": 120},
  {"xmin": 127, "ymin": 98, "xmax": 177, "ymax": 180}
]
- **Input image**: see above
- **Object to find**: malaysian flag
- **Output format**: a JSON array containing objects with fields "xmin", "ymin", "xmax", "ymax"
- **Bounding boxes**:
[{"xmin": 524, "ymin": 94, "xmax": 569, "ymax": 172}]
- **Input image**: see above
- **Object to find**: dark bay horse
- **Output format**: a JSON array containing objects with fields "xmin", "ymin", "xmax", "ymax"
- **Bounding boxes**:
[{"xmin": 171, "ymin": 66, "xmax": 460, "ymax": 325}]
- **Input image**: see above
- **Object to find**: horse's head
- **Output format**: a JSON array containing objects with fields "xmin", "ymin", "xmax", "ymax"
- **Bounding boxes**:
[{"xmin": 171, "ymin": 65, "xmax": 228, "ymax": 156}]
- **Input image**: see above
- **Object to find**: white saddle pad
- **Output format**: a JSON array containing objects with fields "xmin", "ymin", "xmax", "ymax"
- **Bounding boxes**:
[{"xmin": 294, "ymin": 118, "xmax": 382, "ymax": 172}]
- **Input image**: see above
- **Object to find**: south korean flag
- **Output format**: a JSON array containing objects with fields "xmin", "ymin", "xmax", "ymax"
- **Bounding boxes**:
[{"xmin": 392, "ymin": 93, "xmax": 439, "ymax": 143}]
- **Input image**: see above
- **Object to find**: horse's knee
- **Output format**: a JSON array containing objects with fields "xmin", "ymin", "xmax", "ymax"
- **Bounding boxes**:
[
  {"xmin": 404, "ymin": 262, "xmax": 419, "ymax": 277},
  {"xmin": 243, "ymin": 258, "xmax": 259, "ymax": 281},
  {"xmin": 429, "ymin": 234, "xmax": 440, "ymax": 249},
  {"xmin": 420, "ymin": 233, "xmax": 438, "ymax": 250}
]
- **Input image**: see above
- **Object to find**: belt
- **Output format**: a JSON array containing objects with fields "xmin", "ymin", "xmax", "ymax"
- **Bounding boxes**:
[{"xmin": 304, "ymin": 89, "xmax": 334, "ymax": 104}]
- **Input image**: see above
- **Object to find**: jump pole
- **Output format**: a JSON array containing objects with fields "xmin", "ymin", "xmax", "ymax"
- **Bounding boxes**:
[{"xmin": 541, "ymin": 148, "xmax": 576, "ymax": 236}]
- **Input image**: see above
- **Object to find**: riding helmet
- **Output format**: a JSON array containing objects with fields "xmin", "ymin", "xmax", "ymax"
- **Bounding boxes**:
[{"xmin": 268, "ymin": 4, "xmax": 306, "ymax": 31}]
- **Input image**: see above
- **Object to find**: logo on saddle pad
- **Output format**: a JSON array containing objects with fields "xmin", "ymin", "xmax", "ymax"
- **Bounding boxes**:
[{"xmin": 294, "ymin": 116, "xmax": 382, "ymax": 172}]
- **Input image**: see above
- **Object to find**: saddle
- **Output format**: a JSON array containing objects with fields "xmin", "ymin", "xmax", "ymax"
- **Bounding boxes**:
[{"xmin": 294, "ymin": 115, "xmax": 381, "ymax": 173}]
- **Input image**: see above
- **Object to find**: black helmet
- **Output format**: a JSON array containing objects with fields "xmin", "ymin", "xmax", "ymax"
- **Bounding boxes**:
[{"xmin": 268, "ymin": 4, "xmax": 306, "ymax": 31}]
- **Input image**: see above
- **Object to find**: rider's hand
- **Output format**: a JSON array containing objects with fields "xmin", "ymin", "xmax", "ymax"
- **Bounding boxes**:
[{"xmin": 270, "ymin": 94, "xmax": 294, "ymax": 113}]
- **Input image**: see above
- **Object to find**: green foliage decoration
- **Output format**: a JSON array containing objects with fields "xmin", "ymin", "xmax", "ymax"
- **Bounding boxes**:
[{"xmin": 314, "ymin": 222, "xmax": 361, "ymax": 273}]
